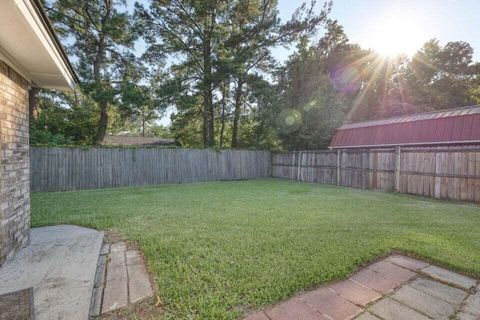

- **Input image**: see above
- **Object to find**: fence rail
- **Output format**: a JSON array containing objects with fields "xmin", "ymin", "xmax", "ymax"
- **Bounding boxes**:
[
  {"xmin": 272, "ymin": 147, "xmax": 480, "ymax": 203},
  {"xmin": 30, "ymin": 147, "xmax": 271, "ymax": 192},
  {"xmin": 31, "ymin": 146, "xmax": 480, "ymax": 203}
]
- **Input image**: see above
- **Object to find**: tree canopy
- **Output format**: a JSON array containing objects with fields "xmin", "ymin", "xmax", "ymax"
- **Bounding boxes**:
[{"xmin": 32, "ymin": 0, "xmax": 480, "ymax": 150}]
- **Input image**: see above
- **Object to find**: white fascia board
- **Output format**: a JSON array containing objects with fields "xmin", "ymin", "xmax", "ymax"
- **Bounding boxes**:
[{"xmin": 13, "ymin": 0, "xmax": 76, "ymax": 90}]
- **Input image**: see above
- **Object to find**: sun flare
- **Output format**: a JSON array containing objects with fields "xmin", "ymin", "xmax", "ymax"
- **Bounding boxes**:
[{"xmin": 365, "ymin": 11, "xmax": 429, "ymax": 57}]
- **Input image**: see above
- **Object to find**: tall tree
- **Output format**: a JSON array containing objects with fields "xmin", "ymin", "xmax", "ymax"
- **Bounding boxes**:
[
  {"xmin": 136, "ymin": 0, "xmax": 230, "ymax": 147},
  {"xmin": 275, "ymin": 21, "xmax": 360, "ymax": 149},
  {"xmin": 406, "ymin": 40, "xmax": 479, "ymax": 111},
  {"xmin": 221, "ymin": 0, "xmax": 332, "ymax": 148},
  {"xmin": 136, "ymin": 0, "xmax": 331, "ymax": 148},
  {"xmin": 44, "ymin": 0, "xmax": 138, "ymax": 143}
]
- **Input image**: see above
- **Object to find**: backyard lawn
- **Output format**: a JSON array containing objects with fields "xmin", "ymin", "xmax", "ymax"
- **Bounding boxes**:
[{"xmin": 31, "ymin": 178, "xmax": 480, "ymax": 319}]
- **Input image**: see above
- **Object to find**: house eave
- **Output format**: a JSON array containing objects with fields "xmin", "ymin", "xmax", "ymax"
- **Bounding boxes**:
[{"xmin": 0, "ymin": 0, "xmax": 78, "ymax": 90}]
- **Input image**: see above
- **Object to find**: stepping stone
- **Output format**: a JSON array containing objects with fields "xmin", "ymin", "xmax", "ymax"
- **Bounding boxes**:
[
  {"xmin": 265, "ymin": 298, "xmax": 329, "ymax": 320},
  {"xmin": 368, "ymin": 261, "xmax": 416, "ymax": 282},
  {"xmin": 106, "ymin": 264, "xmax": 127, "ymax": 281},
  {"xmin": 421, "ymin": 265, "xmax": 476, "ymax": 290},
  {"xmin": 108, "ymin": 251, "xmax": 126, "ymax": 268},
  {"xmin": 462, "ymin": 291, "xmax": 480, "ymax": 316},
  {"xmin": 300, "ymin": 287, "xmax": 362, "ymax": 320},
  {"xmin": 127, "ymin": 264, "xmax": 153, "ymax": 303},
  {"xmin": 329, "ymin": 279, "xmax": 381, "ymax": 306},
  {"xmin": 409, "ymin": 278, "xmax": 467, "ymax": 305},
  {"xmin": 370, "ymin": 297, "xmax": 430, "ymax": 320},
  {"xmin": 102, "ymin": 279, "xmax": 128, "ymax": 314},
  {"xmin": 90, "ymin": 286, "xmax": 103, "ymax": 317},
  {"xmin": 457, "ymin": 312, "xmax": 478, "ymax": 320},
  {"xmin": 100, "ymin": 244, "xmax": 109, "ymax": 255},
  {"xmin": 385, "ymin": 255, "xmax": 429, "ymax": 271},
  {"xmin": 355, "ymin": 312, "xmax": 381, "ymax": 320},
  {"xmin": 94, "ymin": 255, "xmax": 107, "ymax": 287},
  {"xmin": 110, "ymin": 242, "xmax": 127, "ymax": 253},
  {"xmin": 244, "ymin": 312, "xmax": 270, "ymax": 320},
  {"xmin": 126, "ymin": 250, "xmax": 144, "ymax": 266},
  {"xmin": 391, "ymin": 285, "xmax": 455, "ymax": 319},
  {"xmin": 350, "ymin": 269, "xmax": 401, "ymax": 294},
  {"xmin": 0, "ymin": 288, "xmax": 33, "ymax": 320}
]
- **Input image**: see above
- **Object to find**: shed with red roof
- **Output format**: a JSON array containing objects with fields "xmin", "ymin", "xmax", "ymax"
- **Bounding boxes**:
[{"xmin": 330, "ymin": 106, "xmax": 480, "ymax": 149}]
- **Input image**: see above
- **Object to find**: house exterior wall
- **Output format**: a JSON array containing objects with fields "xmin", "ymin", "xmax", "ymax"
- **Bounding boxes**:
[{"xmin": 0, "ymin": 59, "xmax": 30, "ymax": 266}]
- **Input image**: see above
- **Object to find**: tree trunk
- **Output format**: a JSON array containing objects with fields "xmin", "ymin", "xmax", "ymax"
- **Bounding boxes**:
[
  {"xmin": 202, "ymin": 9, "xmax": 216, "ymax": 148},
  {"xmin": 231, "ymin": 78, "xmax": 244, "ymax": 148},
  {"xmin": 203, "ymin": 51, "xmax": 215, "ymax": 147},
  {"xmin": 95, "ymin": 101, "xmax": 108, "ymax": 143},
  {"xmin": 219, "ymin": 83, "xmax": 228, "ymax": 148},
  {"xmin": 202, "ymin": 106, "xmax": 208, "ymax": 147},
  {"xmin": 93, "ymin": 0, "xmax": 111, "ymax": 144}
]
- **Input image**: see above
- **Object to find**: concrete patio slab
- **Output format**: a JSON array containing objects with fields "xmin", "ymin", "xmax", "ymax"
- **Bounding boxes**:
[
  {"xmin": 421, "ymin": 265, "xmax": 476, "ymax": 290},
  {"xmin": 391, "ymin": 285, "xmax": 455, "ymax": 319},
  {"xmin": 385, "ymin": 255, "xmax": 430, "ymax": 271},
  {"xmin": 457, "ymin": 312, "xmax": 478, "ymax": 320},
  {"xmin": 409, "ymin": 278, "xmax": 467, "ymax": 305},
  {"xmin": 0, "ymin": 225, "xmax": 104, "ymax": 320},
  {"xmin": 369, "ymin": 297, "xmax": 430, "ymax": 320},
  {"xmin": 355, "ymin": 312, "xmax": 381, "ymax": 320},
  {"xmin": 242, "ymin": 254, "xmax": 480, "ymax": 320},
  {"xmin": 462, "ymin": 291, "xmax": 480, "ymax": 315}
]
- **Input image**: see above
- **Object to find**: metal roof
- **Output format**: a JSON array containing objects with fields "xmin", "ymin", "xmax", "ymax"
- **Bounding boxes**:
[
  {"xmin": 330, "ymin": 106, "xmax": 480, "ymax": 149},
  {"xmin": 103, "ymin": 135, "xmax": 177, "ymax": 146}
]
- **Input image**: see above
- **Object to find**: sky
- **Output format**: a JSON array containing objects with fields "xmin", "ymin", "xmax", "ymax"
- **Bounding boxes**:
[
  {"xmin": 130, "ymin": 0, "xmax": 480, "ymax": 124},
  {"xmin": 275, "ymin": 0, "xmax": 480, "ymax": 61}
]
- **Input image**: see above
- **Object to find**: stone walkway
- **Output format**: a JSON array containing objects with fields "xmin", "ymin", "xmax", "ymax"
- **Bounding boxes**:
[
  {"xmin": 244, "ymin": 255, "xmax": 480, "ymax": 320},
  {"xmin": 90, "ymin": 241, "xmax": 154, "ymax": 317}
]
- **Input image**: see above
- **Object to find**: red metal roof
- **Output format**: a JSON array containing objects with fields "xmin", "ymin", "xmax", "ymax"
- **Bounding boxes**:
[{"xmin": 330, "ymin": 106, "xmax": 480, "ymax": 149}]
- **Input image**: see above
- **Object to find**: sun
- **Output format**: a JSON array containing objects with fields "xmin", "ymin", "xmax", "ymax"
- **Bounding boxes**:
[{"xmin": 364, "ymin": 11, "xmax": 429, "ymax": 57}]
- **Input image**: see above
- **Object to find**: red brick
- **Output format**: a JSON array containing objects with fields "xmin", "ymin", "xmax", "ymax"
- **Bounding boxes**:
[
  {"xmin": 266, "ymin": 299, "xmax": 328, "ymax": 320},
  {"xmin": 300, "ymin": 288, "xmax": 362, "ymax": 320},
  {"xmin": 329, "ymin": 279, "xmax": 382, "ymax": 306},
  {"xmin": 367, "ymin": 261, "xmax": 416, "ymax": 282},
  {"xmin": 350, "ymin": 269, "xmax": 401, "ymax": 294}
]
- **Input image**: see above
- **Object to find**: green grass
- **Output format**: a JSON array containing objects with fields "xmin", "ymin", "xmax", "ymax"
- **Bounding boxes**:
[{"xmin": 31, "ymin": 179, "xmax": 480, "ymax": 319}]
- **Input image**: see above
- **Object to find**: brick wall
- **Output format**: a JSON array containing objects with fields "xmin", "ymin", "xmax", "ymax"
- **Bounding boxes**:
[{"xmin": 0, "ymin": 59, "xmax": 30, "ymax": 266}]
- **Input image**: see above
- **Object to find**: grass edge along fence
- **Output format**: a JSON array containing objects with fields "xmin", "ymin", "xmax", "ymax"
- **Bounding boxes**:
[
  {"xmin": 272, "ymin": 147, "xmax": 480, "ymax": 203},
  {"xmin": 30, "ymin": 147, "xmax": 271, "ymax": 192}
]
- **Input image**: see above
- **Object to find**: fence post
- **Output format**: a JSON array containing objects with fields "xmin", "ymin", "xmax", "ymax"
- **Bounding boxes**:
[
  {"xmin": 336, "ymin": 149, "xmax": 341, "ymax": 185},
  {"xmin": 394, "ymin": 146, "xmax": 401, "ymax": 192},
  {"xmin": 297, "ymin": 151, "xmax": 302, "ymax": 181}
]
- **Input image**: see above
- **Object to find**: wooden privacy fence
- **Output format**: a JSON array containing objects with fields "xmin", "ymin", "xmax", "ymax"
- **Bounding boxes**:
[
  {"xmin": 272, "ymin": 147, "xmax": 480, "ymax": 203},
  {"xmin": 30, "ymin": 147, "xmax": 271, "ymax": 192}
]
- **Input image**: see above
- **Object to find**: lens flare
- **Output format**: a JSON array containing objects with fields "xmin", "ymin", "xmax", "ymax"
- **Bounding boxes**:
[
  {"xmin": 277, "ymin": 109, "xmax": 302, "ymax": 134},
  {"xmin": 329, "ymin": 65, "xmax": 361, "ymax": 94}
]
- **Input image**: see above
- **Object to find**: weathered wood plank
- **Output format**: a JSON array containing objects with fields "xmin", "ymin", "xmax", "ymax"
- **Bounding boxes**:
[
  {"xmin": 271, "ymin": 147, "xmax": 480, "ymax": 203},
  {"xmin": 31, "ymin": 147, "xmax": 271, "ymax": 192}
]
